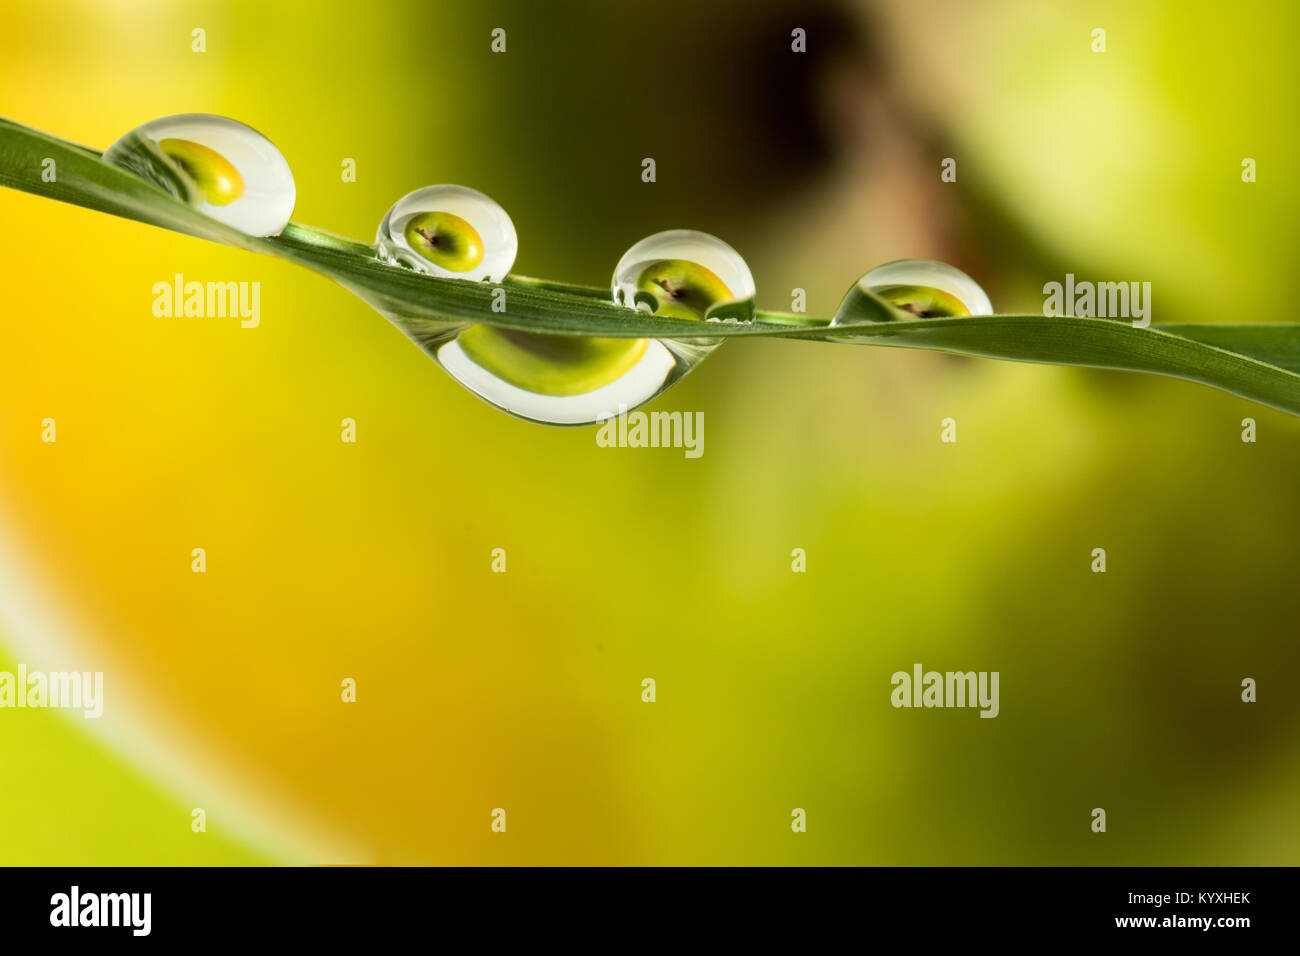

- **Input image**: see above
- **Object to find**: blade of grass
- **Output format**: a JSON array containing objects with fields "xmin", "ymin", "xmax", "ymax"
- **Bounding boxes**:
[{"xmin": 2, "ymin": 115, "xmax": 1298, "ymax": 415}]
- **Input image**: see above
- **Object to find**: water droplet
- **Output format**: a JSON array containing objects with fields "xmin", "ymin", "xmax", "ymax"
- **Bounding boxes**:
[
  {"xmin": 831, "ymin": 259, "xmax": 992, "ymax": 324},
  {"xmin": 436, "ymin": 330, "xmax": 679, "ymax": 425},
  {"xmin": 417, "ymin": 229, "xmax": 753, "ymax": 426},
  {"xmin": 376, "ymin": 185, "xmax": 516, "ymax": 282},
  {"xmin": 612, "ymin": 230, "xmax": 755, "ymax": 323},
  {"xmin": 102, "ymin": 114, "xmax": 295, "ymax": 236}
]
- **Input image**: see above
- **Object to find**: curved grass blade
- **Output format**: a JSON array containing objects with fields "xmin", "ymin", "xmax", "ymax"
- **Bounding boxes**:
[
  {"xmin": 2, "ymin": 115, "xmax": 1298, "ymax": 416},
  {"xmin": 794, "ymin": 316, "xmax": 1300, "ymax": 416}
]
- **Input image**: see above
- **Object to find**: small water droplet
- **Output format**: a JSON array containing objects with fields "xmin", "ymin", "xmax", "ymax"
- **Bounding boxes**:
[
  {"xmin": 102, "ymin": 114, "xmax": 295, "ymax": 236},
  {"xmin": 831, "ymin": 259, "xmax": 992, "ymax": 324},
  {"xmin": 376, "ymin": 185, "xmax": 516, "ymax": 282},
  {"xmin": 612, "ymin": 230, "xmax": 755, "ymax": 323}
]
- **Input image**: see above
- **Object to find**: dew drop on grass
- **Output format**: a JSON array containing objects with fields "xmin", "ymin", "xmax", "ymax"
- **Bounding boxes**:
[
  {"xmin": 376, "ymin": 185, "xmax": 517, "ymax": 282},
  {"xmin": 102, "ymin": 114, "xmax": 295, "ymax": 236},
  {"xmin": 436, "ymin": 327, "xmax": 676, "ymax": 426},
  {"xmin": 612, "ymin": 230, "xmax": 756, "ymax": 324},
  {"xmin": 831, "ymin": 259, "xmax": 992, "ymax": 324}
]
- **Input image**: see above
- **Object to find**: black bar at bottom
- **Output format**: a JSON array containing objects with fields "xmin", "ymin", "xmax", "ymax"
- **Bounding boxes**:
[{"xmin": 0, "ymin": 866, "xmax": 1282, "ymax": 942}]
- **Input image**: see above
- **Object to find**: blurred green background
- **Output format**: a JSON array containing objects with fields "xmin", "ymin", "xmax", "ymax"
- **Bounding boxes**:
[{"xmin": 0, "ymin": 0, "xmax": 1296, "ymax": 864}]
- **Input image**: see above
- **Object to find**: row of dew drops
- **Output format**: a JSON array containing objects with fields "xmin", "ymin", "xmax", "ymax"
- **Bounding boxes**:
[{"xmin": 103, "ymin": 114, "xmax": 992, "ymax": 425}]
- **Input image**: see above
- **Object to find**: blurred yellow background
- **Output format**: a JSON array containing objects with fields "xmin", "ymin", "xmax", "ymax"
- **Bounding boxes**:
[{"xmin": 1, "ymin": 0, "xmax": 1297, "ymax": 864}]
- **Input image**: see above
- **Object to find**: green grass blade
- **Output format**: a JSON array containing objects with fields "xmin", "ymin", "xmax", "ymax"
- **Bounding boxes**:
[
  {"xmin": 789, "ymin": 317, "xmax": 1300, "ymax": 415},
  {"xmin": 2, "ymin": 115, "xmax": 1298, "ymax": 416},
  {"xmin": 1153, "ymin": 324, "xmax": 1300, "ymax": 375}
]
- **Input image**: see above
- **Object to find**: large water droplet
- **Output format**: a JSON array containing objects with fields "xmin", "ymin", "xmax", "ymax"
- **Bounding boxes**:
[
  {"xmin": 376, "ymin": 185, "xmax": 516, "ymax": 282},
  {"xmin": 103, "ymin": 114, "xmax": 295, "ymax": 236},
  {"xmin": 831, "ymin": 259, "xmax": 992, "ymax": 324},
  {"xmin": 435, "ymin": 329, "xmax": 681, "ymax": 425}
]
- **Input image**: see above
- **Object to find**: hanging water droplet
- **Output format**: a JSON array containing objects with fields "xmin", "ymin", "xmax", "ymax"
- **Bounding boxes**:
[
  {"xmin": 831, "ymin": 259, "xmax": 992, "ymax": 325},
  {"xmin": 416, "ymin": 229, "xmax": 754, "ymax": 426},
  {"xmin": 102, "ymin": 114, "xmax": 295, "ymax": 236},
  {"xmin": 435, "ymin": 329, "xmax": 677, "ymax": 425},
  {"xmin": 376, "ymin": 185, "xmax": 517, "ymax": 282}
]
